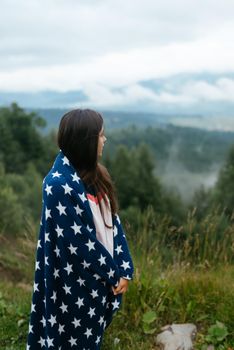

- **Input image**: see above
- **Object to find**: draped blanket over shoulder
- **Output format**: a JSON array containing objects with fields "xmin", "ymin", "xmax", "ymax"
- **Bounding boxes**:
[{"xmin": 27, "ymin": 151, "xmax": 134, "ymax": 350}]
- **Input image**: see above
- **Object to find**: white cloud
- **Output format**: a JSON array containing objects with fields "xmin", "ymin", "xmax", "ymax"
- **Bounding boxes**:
[
  {"xmin": 77, "ymin": 77, "xmax": 234, "ymax": 109},
  {"xmin": 1, "ymin": 0, "xmax": 234, "ymax": 70},
  {"xmin": 0, "ymin": 35, "xmax": 234, "ymax": 93},
  {"xmin": 1, "ymin": 0, "xmax": 234, "ymax": 111},
  {"xmin": 79, "ymin": 84, "xmax": 161, "ymax": 108},
  {"xmin": 180, "ymin": 78, "xmax": 234, "ymax": 103}
]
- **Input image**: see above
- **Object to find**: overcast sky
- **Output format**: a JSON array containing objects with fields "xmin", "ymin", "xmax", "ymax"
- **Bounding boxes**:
[{"xmin": 1, "ymin": 0, "xmax": 234, "ymax": 109}]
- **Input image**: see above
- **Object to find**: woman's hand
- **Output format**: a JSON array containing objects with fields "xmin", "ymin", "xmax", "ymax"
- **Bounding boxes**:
[{"xmin": 112, "ymin": 277, "xmax": 129, "ymax": 295}]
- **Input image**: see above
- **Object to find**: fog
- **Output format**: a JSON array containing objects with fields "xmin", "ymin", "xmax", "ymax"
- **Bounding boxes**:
[
  {"xmin": 156, "ymin": 142, "xmax": 222, "ymax": 202},
  {"xmin": 159, "ymin": 162, "xmax": 220, "ymax": 202}
]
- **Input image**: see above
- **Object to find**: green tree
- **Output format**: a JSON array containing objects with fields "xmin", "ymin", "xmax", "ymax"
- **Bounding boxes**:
[
  {"xmin": 133, "ymin": 143, "xmax": 163, "ymax": 211},
  {"xmin": 0, "ymin": 162, "xmax": 44, "ymax": 235},
  {"xmin": 108, "ymin": 143, "xmax": 164, "ymax": 212},
  {"xmin": 109, "ymin": 145, "xmax": 139, "ymax": 209},
  {"xmin": 214, "ymin": 145, "xmax": 234, "ymax": 213},
  {"xmin": 190, "ymin": 185, "xmax": 212, "ymax": 220},
  {"xmin": 0, "ymin": 103, "xmax": 53, "ymax": 174},
  {"xmin": 0, "ymin": 186, "xmax": 25, "ymax": 235}
]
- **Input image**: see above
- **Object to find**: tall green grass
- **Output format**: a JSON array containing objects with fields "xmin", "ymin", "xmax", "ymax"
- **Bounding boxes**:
[{"xmin": 123, "ymin": 206, "xmax": 234, "ymax": 267}]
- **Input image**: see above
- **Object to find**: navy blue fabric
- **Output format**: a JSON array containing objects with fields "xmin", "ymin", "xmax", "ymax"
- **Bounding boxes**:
[{"xmin": 27, "ymin": 151, "xmax": 134, "ymax": 349}]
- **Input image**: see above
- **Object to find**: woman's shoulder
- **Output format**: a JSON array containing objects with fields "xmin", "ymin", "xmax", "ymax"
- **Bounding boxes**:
[
  {"xmin": 43, "ymin": 169, "xmax": 67, "ymax": 194},
  {"xmin": 44, "ymin": 170, "xmax": 65, "ymax": 184}
]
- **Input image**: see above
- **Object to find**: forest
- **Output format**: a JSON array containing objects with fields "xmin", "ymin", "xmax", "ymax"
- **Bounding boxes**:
[{"xmin": 0, "ymin": 103, "xmax": 234, "ymax": 349}]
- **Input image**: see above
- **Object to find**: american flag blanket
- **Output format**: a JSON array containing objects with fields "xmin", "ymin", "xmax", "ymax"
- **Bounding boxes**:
[{"xmin": 27, "ymin": 151, "xmax": 134, "ymax": 349}]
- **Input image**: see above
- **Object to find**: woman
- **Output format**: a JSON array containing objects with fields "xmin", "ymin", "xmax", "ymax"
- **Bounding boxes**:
[{"xmin": 27, "ymin": 109, "xmax": 134, "ymax": 349}]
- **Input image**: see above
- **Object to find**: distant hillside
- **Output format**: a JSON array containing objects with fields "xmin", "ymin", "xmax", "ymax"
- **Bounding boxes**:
[
  {"xmin": 104, "ymin": 124, "xmax": 234, "ymax": 201},
  {"xmin": 106, "ymin": 125, "xmax": 234, "ymax": 168},
  {"xmin": 24, "ymin": 107, "xmax": 234, "ymax": 200},
  {"xmin": 28, "ymin": 108, "xmax": 201, "ymax": 133},
  {"xmin": 29, "ymin": 107, "xmax": 234, "ymax": 172},
  {"xmin": 2, "ymin": 103, "xmax": 234, "ymax": 201},
  {"xmin": 27, "ymin": 107, "xmax": 234, "ymax": 133}
]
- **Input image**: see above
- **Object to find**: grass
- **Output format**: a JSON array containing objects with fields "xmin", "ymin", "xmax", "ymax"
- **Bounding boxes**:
[
  {"xmin": 1, "ymin": 211, "xmax": 234, "ymax": 349},
  {"xmin": 104, "ymin": 263, "xmax": 234, "ymax": 349},
  {"xmin": 1, "ymin": 262, "xmax": 234, "ymax": 349},
  {"xmin": 0, "ymin": 282, "xmax": 31, "ymax": 350}
]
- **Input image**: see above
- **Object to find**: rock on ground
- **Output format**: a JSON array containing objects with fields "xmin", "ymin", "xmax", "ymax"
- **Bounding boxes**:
[{"xmin": 156, "ymin": 323, "xmax": 197, "ymax": 350}]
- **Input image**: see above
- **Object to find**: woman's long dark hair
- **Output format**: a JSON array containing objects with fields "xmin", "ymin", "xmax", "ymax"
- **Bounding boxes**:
[{"xmin": 57, "ymin": 108, "xmax": 118, "ymax": 215}]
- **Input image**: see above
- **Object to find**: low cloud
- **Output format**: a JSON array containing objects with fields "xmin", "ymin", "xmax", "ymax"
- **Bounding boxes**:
[
  {"xmin": 80, "ymin": 83, "xmax": 193, "ymax": 108},
  {"xmin": 181, "ymin": 78, "xmax": 234, "ymax": 102},
  {"xmin": 80, "ymin": 77, "xmax": 234, "ymax": 109}
]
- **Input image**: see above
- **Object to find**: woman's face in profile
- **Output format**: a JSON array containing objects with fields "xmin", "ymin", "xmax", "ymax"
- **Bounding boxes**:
[{"xmin": 97, "ymin": 127, "xmax": 107, "ymax": 157}]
